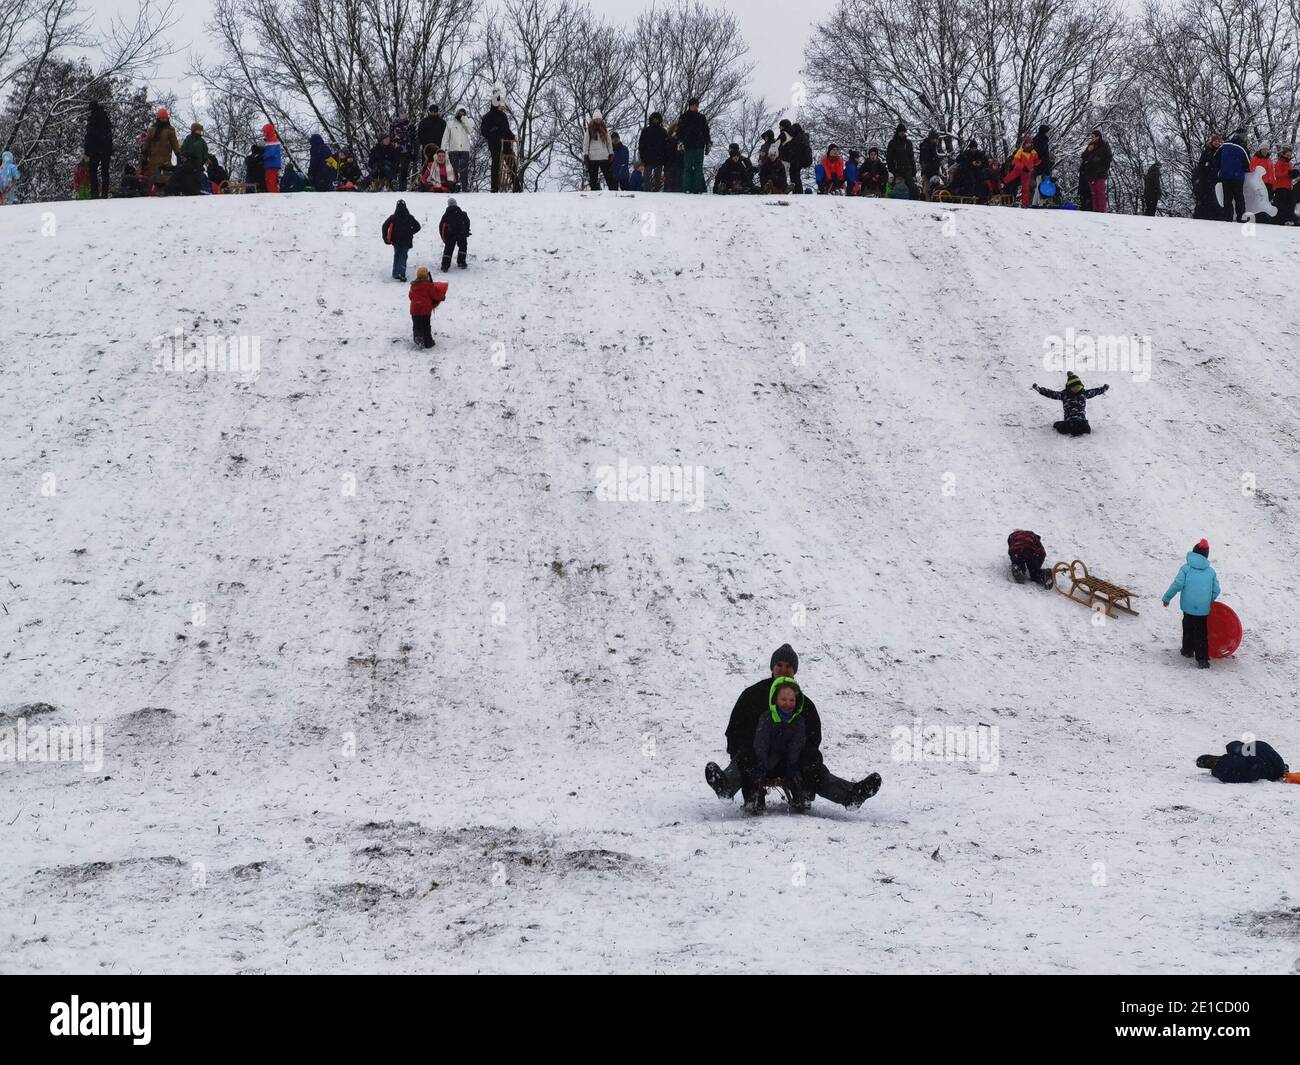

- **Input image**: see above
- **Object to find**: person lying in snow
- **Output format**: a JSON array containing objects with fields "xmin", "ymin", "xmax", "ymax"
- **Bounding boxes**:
[
  {"xmin": 1162, "ymin": 538, "xmax": 1220, "ymax": 669},
  {"xmin": 1032, "ymin": 372, "xmax": 1108, "ymax": 435},
  {"xmin": 1008, "ymin": 529, "xmax": 1053, "ymax": 588},
  {"xmin": 749, "ymin": 677, "xmax": 811, "ymax": 813},
  {"xmin": 704, "ymin": 643, "xmax": 880, "ymax": 812},
  {"xmin": 1196, "ymin": 740, "xmax": 1295, "ymax": 783}
]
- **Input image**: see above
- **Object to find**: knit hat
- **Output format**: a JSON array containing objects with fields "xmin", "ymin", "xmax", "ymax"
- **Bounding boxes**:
[
  {"xmin": 770, "ymin": 644, "xmax": 799, "ymax": 674},
  {"xmin": 728, "ymin": 142, "xmax": 740, "ymax": 154},
  {"xmin": 1066, "ymin": 372, "xmax": 1083, "ymax": 390},
  {"xmin": 828, "ymin": 143, "xmax": 839, "ymax": 152},
  {"xmin": 592, "ymin": 109, "xmax": 603, "ymax": 121},
  {"xmin": 415, "ymin": 267, "xmax": 430, "ymax": 280},
  {"xmin": 895, "ymin": 123, "xmax": 907, "ymax": 134},
  {"xmin": 1193, "ymin": 539, "xmax": 1209, "ymax": 557},
  {"xmin": 448, "ymin": 196, "xmax": 457, "ymax": 207},
  {"xmin": 157, "ymin": 108, "xmax": 169, "ymax": 121},
  {"xmin": 191, "ymin": 123, "xmax": 203, "ymax": 134}
]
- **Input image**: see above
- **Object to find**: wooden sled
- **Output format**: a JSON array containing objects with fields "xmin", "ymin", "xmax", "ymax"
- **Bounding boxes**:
[{"xmin": 1051, "ymin": 559, "xmax": 1139, "ymax": 618}]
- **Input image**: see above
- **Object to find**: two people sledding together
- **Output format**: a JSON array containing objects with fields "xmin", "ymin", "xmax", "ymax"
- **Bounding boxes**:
[{"xmin": 704, "ymin": 644, "xmax": 881, "ymax": 814}]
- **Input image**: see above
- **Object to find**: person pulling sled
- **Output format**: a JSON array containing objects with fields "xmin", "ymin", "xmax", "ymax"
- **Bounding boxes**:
[{"xmin": 1032, "ymin": 372, "xmax": 1108, "ymax": 435}]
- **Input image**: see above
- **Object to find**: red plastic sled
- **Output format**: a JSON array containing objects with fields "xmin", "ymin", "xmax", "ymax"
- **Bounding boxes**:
[{"xmin": 1207, "ymin": 601, "xmax": 1242, "ymax": 659}]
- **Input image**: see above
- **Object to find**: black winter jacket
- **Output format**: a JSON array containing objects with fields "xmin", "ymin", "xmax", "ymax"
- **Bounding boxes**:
[
  {"xmin": 1034, "ymin": 382, "xmax": 1108, "ymax": 422},
  {"xmin": 418, "ymin": 114, "xmax": 447, "ymax": 149},
  {"xmin": 1080, "ymin": 139, "xmax": 1113, "ymax": 181},
  {"xmin": 84, "ymin": 101, "xmax": 113, "ymax": 156},
  {"xmin": 439, "ymin": 203, "xmax": 470, "ymax": 241},
  {"xmin": 887, "ymin": 133, "xmax": 916, "ymax": 178},
  {"xmin": 481, "ymin": 107, "xmax": 512, "ymax": 146},
  {"xmin": 1212, "ymin": 740, "xmax": 1288, "ymax": 783},
  {"xmin": 725, "ymin": 677, "xmax": 822, "ymax": 759},
  {"xmin": 382, "ymin": 206, "xmax": 421, "ymax": 249},
  {"xmin": 638, "ymin": 121, "xmax": 671, "ymax": 166},
  {"xmin": 676, "ymin": 109, "xmax": 711, "ymax": 151}
]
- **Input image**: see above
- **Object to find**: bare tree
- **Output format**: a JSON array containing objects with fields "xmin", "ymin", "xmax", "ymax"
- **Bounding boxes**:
[{"xmin": 0, "ymin": 0, "xmax": 175, "ymax": 156}]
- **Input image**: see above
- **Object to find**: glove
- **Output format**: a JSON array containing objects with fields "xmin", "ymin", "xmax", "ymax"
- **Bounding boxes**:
[
  {"xmin": 1162, "ymin": 599, "xmax": 1170, "ymax": 608},
  {"xmin": 1031, "ymin": 383, "xmax": 1038, "ymax": 390},
  {"xmin": 1102, "ymin": 384, "xmax": 1110, "ymax": 392}
]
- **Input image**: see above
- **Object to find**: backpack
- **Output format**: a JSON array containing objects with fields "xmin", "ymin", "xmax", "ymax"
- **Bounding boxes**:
[{"xmin": 382, "ymin": 219, "xmax": 394, "ymax": 245}]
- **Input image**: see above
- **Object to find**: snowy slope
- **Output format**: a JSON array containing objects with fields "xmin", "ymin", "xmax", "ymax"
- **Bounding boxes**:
[{"xmin": 1, "ymin": 191, "xmax": 1298, "ymax": 974}]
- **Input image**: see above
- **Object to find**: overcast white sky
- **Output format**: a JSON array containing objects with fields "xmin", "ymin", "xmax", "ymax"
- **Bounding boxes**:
[{"xmin": 127, "ymin": 0, "xmax": 836, "ymax": 112}]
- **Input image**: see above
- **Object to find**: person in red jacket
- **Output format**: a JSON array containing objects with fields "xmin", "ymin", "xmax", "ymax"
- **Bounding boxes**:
[
  {"xmin": 818, "ymin": 144, "xmax": 846, "ymax": 193},
  {"xmin": 408, "ymin": 266, "xmax": 447, "ymax": 349},
  {"xmin": 1005, "ymin": 135, "xmax": 1039, "ymax": 207},
  {"xmin": 1007, "ymin": 530, "xmax": 1053, "ymax": 588}
]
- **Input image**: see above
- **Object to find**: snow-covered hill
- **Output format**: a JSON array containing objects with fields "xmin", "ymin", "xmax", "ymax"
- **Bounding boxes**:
[{"xmin": 2, "ymin": 191, "xmax": 1298, "ymax": 973}]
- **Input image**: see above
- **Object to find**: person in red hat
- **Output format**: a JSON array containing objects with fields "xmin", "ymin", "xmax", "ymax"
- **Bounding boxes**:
[
  {"xmin": 1161, "ymin": 539, "xmax": 1221, "ymax": 668},
  {"xmin": 261, "ymin": 123, "xmax": 282, "ymax": 193},
  {"xmin": 140, "ymin": 108, "xmax": 180, "ymax": 195}
]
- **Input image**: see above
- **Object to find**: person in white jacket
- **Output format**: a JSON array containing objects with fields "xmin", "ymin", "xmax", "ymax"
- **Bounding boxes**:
[
  {"xmin": 583, "ymin": 110, "xmax": 613, "ymax": 190},
  {"xmin": 441, "ymin": 107, "xmax": 473, "ymax": 190}
]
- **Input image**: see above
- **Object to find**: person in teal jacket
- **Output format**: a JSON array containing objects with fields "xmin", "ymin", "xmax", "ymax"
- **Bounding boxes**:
[{"xmin": 1162, "ymin": 539, "xmax": 1220, "ymax": 668}]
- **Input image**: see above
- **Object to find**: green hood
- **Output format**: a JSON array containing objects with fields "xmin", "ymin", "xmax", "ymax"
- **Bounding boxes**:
[{"xmin": 768, "ymin": 676, "xmax": 805, "ymax": 723}]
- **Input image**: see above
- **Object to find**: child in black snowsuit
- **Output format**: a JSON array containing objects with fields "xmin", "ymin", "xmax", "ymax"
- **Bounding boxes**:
[
  {"xmin": 1196, "ymin": 740, "xmax": 1290, "ymax": 783},
  {"xmin": 382, "ymin": 199, "xmax": 421, "ymax": 281},
  {"xmin": 748, "ymin": 676, "xmax": 811, "ymax": 813},
  {"xmin": 1007, "ymin": 529, "xmax": 1053, "ymax": 588},
  {"xmin": 438, "ymin": 198, "xmax": 471, "ymax": 272},
  {"xmin": 1032, "ymin": 372, "xmax": 1108, "ymax": 435}
]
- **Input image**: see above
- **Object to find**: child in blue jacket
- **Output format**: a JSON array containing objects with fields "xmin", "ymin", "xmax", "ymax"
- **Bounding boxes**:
[
  {"xmin": 610, "ymin": 132, "xmax": 631, "ymax": 190},
  {"xmin": 1162, "ymin": 538, "xmax": 1221, "ymax": 668}
]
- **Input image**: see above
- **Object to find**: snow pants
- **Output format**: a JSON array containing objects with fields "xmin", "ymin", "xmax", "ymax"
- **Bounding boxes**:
[
  {"xmin": 1054, "ymin": 419, "xmax": 1091, "ymax": 436},
  {"xmin": 265, "ymin": 168, "xmax": 280, "ymax": 193},
  {"xmin": 1181, "ymin": 612, "xmax": 1209, "ymax": 665},
  {"xmin": 441, "ymin": 235, "xmax": 467, "ymax": 270},
  {"xmin": 682, "ymin": 149, "xmax": 706, "ymax": 194},
  {"xmin": 1220, "ymin": 178, "xmax": 1244, "ymax": 221},
  {"xmin": 586, "ymin": 159, "xmax": 613, "ymax": 190},
  {"xmin": 721, "ymin": 751, "xmax": 854, "ymax": 806},
  {"xmin": 412, "ymin": 313, "xmax": 434, "ymax": 349}
]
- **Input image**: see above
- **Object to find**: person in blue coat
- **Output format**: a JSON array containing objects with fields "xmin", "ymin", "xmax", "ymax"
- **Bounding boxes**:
[
  {"xmin": 610, "ymin": 132, "xmax": 631, "ymax": 190},
  {"xmin": 307, "ymin": 134, "xmax": 333, "ymax": 191},
  {"xmin": 1162, "ymin": 538, "xmax": 1220, "ymax": 668},
  {"xmin": 1217, "ymin": 129, "xmax": 1250, "ymax": 222},
  {"xmin": 0, "ymin": 150, "xmax": 19, "ymax": 204}
]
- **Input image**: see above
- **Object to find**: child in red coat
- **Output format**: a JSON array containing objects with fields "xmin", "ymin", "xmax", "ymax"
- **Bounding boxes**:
[{"xmin": 408, "ymin": 267, "xmax": 447, "ymax": 349}]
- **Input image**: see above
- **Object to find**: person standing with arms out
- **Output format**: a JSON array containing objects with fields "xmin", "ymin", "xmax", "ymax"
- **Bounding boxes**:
[
  {"xmin": 481, "ymin": 95, "xmax": 512, "ymax": 193},
  {"xmin": 441, "ymin": 106, "xmax": 473, "ymax": 190},
  {"xmin": 1143, "ymin": 162, "xmax": 1161, "ymax": 216},
  {"xmin": 1079, "ymin": 128, "xmax": 1112, "ymax": 212},
  {"xmin": 1162, "ymin": 539, "xmax": 1220, "ymax": 670},
  {"xmin": 675, "ymin": 97, "xmax": 710, "ymax": 195},
  {"xmin": 84, "ymin": 99, "xmax": 113, "ymax": 199}
]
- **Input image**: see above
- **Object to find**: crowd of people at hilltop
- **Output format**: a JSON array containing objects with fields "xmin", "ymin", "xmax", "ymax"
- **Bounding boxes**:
[{"xmin": 1, "ymin": 91, "xmax": 1292, "ymax": 225}]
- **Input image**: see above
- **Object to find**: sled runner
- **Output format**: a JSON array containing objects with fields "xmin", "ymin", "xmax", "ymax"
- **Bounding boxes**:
[{"xmin": 1051, "ymin": 559, "xmax": 1139, "ymax": 618}]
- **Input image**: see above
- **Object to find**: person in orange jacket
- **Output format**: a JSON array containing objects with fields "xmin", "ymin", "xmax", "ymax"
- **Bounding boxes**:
[
  {"xmin": 817, "ymin": 144, "xmax": 846, "ymax": 193},
  {"xmin": 1005, "ymin": 134, "xmax": 1039, "ymax": 207},
  {"xmin": 408, "ymin": 266, "xmax": 447, "ymax": 349}
]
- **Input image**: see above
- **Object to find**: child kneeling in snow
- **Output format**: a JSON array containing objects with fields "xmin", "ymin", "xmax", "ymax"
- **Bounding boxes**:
[
  {"xmin": 1032, "ymin": 372, "xmax": 1108, "ymax": 435},
  {"xmin": 747, "ymin": 676, "xmax": 811, "ymax": 813},
  {"xmin": 408, "ymin": 267, "xmax": 447, "ymax": 349},
  {"xmin": 1008, "ymin": 530, "xmax": 1053, "ymax": 588}
]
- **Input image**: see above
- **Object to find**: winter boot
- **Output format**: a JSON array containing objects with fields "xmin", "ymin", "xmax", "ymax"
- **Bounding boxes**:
[
  {"xmin": 1198, "ymin": 659, "xmax": 1211, "ymax": 669},
  {"xmin": 1196, "ymin": 754, "xmax": 1221, "ymax": 770},
  {"xmin": 705, "ymin": 762, "xmax": 730, "ymax": 800},
  {"xmin": 845, "ymin": 772, "xmax": 882, "ymax": 810}
]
